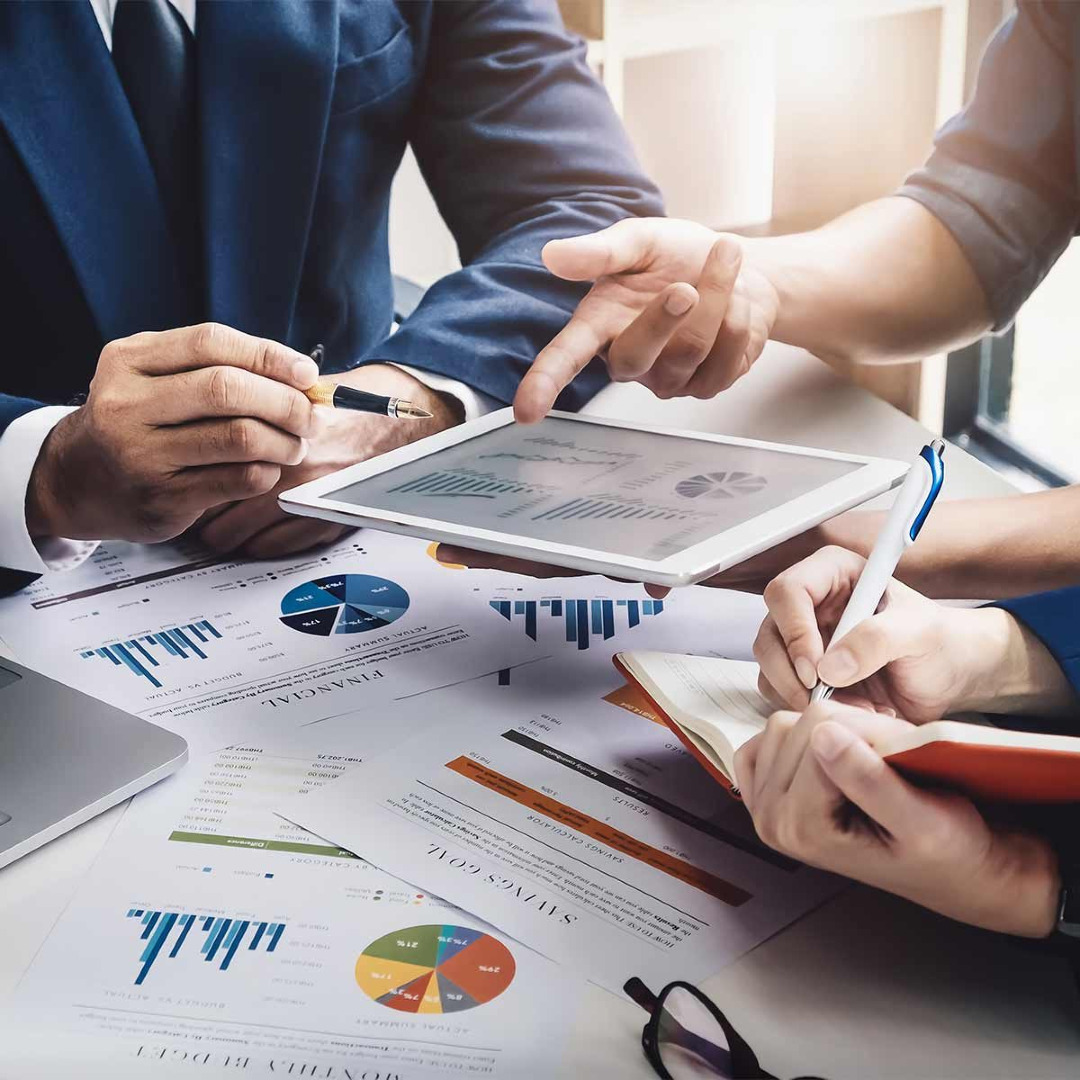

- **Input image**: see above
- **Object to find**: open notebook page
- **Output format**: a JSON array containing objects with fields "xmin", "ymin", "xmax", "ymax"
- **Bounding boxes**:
[{"xmin": 619, "ymin": 652, "xmax": 772, "ymax": 778}]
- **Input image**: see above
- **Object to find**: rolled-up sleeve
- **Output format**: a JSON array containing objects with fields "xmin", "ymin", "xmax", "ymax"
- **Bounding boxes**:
[{"xmin": 897, "ymin": 2, "xmax": 1080, "ymax": 330}]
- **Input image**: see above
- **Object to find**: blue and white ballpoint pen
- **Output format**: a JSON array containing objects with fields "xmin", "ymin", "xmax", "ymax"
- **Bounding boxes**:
[{"xmin": 809, "ymin": 439, "xmax": 946, "ymax": 704}]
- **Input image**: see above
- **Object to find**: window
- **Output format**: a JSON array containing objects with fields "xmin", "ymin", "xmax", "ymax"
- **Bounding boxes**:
[{"xmin": 944, "ymin": 239, "xmax": 1080, "ymax": 488}]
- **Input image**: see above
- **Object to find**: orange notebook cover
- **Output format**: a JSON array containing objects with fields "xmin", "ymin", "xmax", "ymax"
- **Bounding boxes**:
[{"xmin": 613, "ymin": 652, "xmax": 1080, "ymax": 804}]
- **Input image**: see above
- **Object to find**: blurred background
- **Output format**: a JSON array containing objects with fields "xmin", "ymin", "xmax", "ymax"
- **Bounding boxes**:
[{"xmin": 389, "ymin": 0, "xmax": 1075, "ymax": 489}]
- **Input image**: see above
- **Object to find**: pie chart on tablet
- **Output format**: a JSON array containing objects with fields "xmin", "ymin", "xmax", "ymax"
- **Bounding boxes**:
[
  {"xmin": 278, "ymin": 574, "xmax": 410, "ymax": 636},
  {"xmin": 355, "ymin": 924, "xmax": 516, "ymax": 1013}
]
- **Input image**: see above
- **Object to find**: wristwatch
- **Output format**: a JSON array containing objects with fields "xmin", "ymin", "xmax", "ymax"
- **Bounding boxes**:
[{"xmin": 1056, "ymin": 864, "xmax": 1080, "ymax": 940}]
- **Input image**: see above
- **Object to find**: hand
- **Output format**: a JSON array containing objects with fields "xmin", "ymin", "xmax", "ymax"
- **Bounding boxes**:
[
  {"xmin": 514, "ymin": 218, "xmax": 780, "ymax": 422},
  {"xmin": 734, "ymin": 701, "xmax": 1060, "ymax": 937},
  {"xmin": 753, "ymin": 545, "xmax": 1020, "ymax": 722},
  {"xmin": 27, "ymin": 324, "xmax": 318, "ymax": 544},
  {"xmin": 196, "ymin": 364, "xmax": 463, "ymax": 558}
]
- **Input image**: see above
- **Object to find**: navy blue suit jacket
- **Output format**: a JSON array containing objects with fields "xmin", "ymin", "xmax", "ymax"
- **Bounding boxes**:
[{"xmin": 0, "ymin": 0, "xmax": 660, "ymax": 432}]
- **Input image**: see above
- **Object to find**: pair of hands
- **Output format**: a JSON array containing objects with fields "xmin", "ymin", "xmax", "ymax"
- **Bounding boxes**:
[
  {"xmin": 737, "ymin": 545, "xmax": 1069, "ymax": 938},
  {"xmin": 442, "ymin": 540, "xmax": 1067, "ymax": 938},
  {"xmin": 27, "ymin": 324, "xmax": 460, "ymax": 558},
  {"xmin": 28, "ymin": 216, "xmax": 772, "ymax": 556}
]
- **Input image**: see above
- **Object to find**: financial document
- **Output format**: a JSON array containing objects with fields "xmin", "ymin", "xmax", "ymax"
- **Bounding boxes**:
[
  {"xmin": 286, "ymin": 601, "xmax": 840, "ymax": 994},
  {"xmin": 0, "ymin": 748, "xmax": 588, "ymax": 1080},
  {"xmin": 0, "ymin": 532, "xmax": 534, "ymax": 754}
]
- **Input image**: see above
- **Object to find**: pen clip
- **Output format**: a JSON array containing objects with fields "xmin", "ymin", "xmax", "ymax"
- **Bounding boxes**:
[{"xmin": 907, "ymin": 441, "xmax": 945, "ymax": 543}]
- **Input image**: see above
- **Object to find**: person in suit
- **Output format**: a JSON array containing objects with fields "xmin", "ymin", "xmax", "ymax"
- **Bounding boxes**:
[
  {"xmin": 0, "ymin": 0, "xmax": 661, "ymax": 594},
  {"xmin": 505, "ymin": 0, "xmax": 1080, "ymax": 599},
  {"xmin": 739, "ymin": 545, "xmax": 1078, "ymax": 942}
]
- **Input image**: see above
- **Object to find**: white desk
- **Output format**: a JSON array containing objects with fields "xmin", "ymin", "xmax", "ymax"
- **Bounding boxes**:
[{"xmin": 2, "ymin": 345, "xmax": 1078, "ymax": 1079}]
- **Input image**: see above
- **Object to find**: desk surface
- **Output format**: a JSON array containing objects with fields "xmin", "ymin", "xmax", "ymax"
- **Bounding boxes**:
[{"xmin": 2, "ymin": 345, "xmax": 1077, "ymax": 1079}]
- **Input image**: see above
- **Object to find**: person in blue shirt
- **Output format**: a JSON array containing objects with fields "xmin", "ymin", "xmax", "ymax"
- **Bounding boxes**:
[
  {"xmin": 742, "ymin": 547, "xmax": 1078, "ymax": 943},
  {"xmin": 0, "ymin": 1, "xmax": 660, "ymax": 594}
]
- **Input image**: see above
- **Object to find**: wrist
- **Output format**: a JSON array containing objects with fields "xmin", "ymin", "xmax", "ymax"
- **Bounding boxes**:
[
  {"xmin": 953, "ymin": 608, "xmax": 1075, "ymax": 716},
  {"xmin": 26, "ymin": 411, "xmax": 79, "ymax": 539},
  {"xmin": 979, "ymin": 829, "xmax": 1060, "ymax": 938}
]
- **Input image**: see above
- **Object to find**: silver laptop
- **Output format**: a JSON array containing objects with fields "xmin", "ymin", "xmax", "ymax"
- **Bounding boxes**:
[{"xmin": 0, "ymin": 658, "xmax": 187, "ymax": 869}]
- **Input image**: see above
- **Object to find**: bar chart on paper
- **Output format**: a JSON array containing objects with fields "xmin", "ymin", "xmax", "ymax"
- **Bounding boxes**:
[
  {"xmin": 125, "ymin": 908, "xmax": 285, "ymax": 985},
  {"xmin": 80, "ymin": 619, "xmax": 223, "ymax": 689},
  {"xmin": 488, "ymin": 597, "xmax": 664, "ymax": 650}
]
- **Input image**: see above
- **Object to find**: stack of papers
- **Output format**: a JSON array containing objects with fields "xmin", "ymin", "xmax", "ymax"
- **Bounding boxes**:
[{"xmin": 0, "ymin": 532, "xmax": 836, "ymax": 1079}]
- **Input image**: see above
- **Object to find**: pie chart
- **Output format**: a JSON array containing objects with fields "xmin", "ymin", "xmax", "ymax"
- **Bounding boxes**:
[
  {"xmin": 675, "ymin": 470, "xmax": 768, "ymax": 500},
  {"xmin": 279, "ymin": 574, "xmax": 410, "ymax": 637},
  {"xmin": 355, "ymin": 924, "xmax": 515, "ymax": 1014}
]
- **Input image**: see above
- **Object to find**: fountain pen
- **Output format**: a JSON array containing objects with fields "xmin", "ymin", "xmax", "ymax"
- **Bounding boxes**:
[{"xmin": 302, "ymin": 345, "xmax": 433, "ymax": 420}]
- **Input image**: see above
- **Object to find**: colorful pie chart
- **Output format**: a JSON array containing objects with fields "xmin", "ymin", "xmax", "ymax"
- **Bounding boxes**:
[
  {"xmin": 355, "ymin": 924, "xmax": 515, "ymax": 1014},
  {"xmin": 279, "ymin": 574, "xmax": 410, "ymax": 637}
]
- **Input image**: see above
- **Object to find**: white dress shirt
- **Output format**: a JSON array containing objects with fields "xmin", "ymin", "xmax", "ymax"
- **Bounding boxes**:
[{"xmin": 0, "ymin": 0, "xmax": 495, "ymax": 576}]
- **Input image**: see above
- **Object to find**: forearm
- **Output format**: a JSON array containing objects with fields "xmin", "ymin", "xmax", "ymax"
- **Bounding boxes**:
[
  {"xmin": 743, "ymin": 197, "xmax": 992, "ymax": 367},
  {"xmin": 820, "ymin": 487, "xmax": 1080, "ymax": 599}
]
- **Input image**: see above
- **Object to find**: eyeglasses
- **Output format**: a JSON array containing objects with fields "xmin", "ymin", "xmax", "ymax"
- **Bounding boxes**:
[{"xmin": 624, "ymin": 977, "xmax": 826, "ymax": 1080}]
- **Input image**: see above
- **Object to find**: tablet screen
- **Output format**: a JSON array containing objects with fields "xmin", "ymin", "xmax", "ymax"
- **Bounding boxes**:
[{"xmin": 328, "ymin": 417, "xmax": 859, "ymax": 560}]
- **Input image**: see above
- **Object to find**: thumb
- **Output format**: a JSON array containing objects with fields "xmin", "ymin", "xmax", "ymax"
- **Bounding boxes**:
[
  {"xmin": 817, "ymin": 603, "xmax": 929, "ymax": 688},
  {"xmin": 810, "ymin": 719, "xmax": 932, "ymax": 841},
  {"xmin": 542, "ymin": 219, "xmax": 657, "ymax": 282}
]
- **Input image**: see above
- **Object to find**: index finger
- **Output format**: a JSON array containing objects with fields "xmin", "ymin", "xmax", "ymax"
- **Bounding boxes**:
[
  {"xmin": 128, "ymin": 324, "xmax": 319, "ymax": 390},
  {"xmin": 514, "ymin": 312, "xmax": 607, "ymax": 424},
  {"xmin": 811, "ymin": 718, "xmax": 943, "ymax": 843},
  {"xmin": 762, "ymin": 546, "xmax": 868, "ymax": 690}
]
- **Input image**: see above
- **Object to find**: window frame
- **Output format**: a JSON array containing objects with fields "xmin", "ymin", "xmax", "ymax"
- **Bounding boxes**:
[{"xmin": 943, "ymin": 333, "xmax": 1074, "ymax": 488}]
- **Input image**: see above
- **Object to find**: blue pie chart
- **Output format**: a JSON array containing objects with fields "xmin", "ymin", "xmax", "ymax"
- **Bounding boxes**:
[{"xmin": 279, "ymin": 574, "xmax": 410, "ymax": 637}]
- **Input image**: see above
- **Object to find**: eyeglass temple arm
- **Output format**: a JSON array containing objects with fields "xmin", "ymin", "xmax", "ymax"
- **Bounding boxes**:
[{"xmin": 623, "ymin": 977, "xmax": 660, "ymax": 1013}]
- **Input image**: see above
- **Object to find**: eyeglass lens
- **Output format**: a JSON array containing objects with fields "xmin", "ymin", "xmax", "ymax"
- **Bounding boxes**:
[{"xmin": 656, "ymin": 985, "xmax": 734, "ymax": 1079}]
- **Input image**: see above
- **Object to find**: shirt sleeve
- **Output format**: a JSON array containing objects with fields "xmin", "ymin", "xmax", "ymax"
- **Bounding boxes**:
[
  {"xmin": 993, "ymin": 587, "xmax": 1080, "ymax": 707},
  {"xmin": 0, "ymin": 406, "xmax": 99, "ymax": 574},
  {"xmin": 896, "ymin": 1, "xmax": 1080, "ymax": 330},
  {"xmin": 387, "ymin": 365, "xmax": 501, "ymax": 421}
]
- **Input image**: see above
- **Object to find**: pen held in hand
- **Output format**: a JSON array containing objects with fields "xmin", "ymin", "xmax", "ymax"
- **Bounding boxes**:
[
  {"xmin": 303, "ymin": 345, "xmax": 432, "ymax": 420},
  {"xmin": 810, "ymin": 438, "xmax": 946, "ymax": 704},
  {"xmin": 304, "ymin": 380, "xmax": 433, "ymax": 420}
]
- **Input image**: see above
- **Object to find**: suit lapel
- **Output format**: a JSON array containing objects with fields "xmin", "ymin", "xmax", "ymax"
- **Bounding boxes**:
[
  {"xmin": 0, "ymin": 2, "xmax": 186, "ymax": 342},
  {"xmin": 197, "ymin": 1, "xmax": 338, "ymax": 343}
]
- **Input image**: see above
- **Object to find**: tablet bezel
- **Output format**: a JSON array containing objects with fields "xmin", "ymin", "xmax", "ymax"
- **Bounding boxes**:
[{"xmin": 279, "ymin": 409, "xmax": 908, "ymax": 586}]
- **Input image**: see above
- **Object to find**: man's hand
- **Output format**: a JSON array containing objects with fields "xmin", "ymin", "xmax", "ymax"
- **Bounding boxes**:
[
  {"xmin": 752, "ymin": 545, "xmax": 1073, "ymax": 721},
  {"xmin": 513, "ymin": 218, "xmax": 779, "ymax": 422},
  {"xmin": 733, "ymin": 701, "xmax": 1060, "ymax": 938},
  {"xmin": 27, "ymin": 324, "xmax": 319, "ymax": 544},
  {"xmin": 196, "ymin": 364, "xmax": 463, "ymax": 558}
]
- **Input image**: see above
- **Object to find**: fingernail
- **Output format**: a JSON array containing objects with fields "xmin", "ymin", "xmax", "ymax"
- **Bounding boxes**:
[
  {"xmin": 664, "ymin": 287, "xmax": 695, "ymax": 317},
  {"xmin": 297, "ymin": 437, "xmax": 309, "ymax": 461},
  {"xmin": 811, "ymin": 722, "xmax": 851, "ymax": 762},
  {"xmin": 878, "ymin": 705, "xmax": 897, "ymax": 718},
  {"xmin": 818, "ymin": 647, "xmax": 857, "ymax": 684},
  {"xmin": 293, "ymin": 358, "xmax": 319, "ymax": 386},
  {"xmin": 794, "ymin": 656, "xmax": 817, "ymax": 690}
]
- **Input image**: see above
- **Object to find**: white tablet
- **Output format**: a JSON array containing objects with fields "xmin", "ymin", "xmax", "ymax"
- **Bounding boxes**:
[{"xmin": 280, "ymin": 409, "xmax": 907, "ymax": 587}]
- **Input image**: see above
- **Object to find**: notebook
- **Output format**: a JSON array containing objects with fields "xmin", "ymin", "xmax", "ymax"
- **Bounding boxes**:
[{"xmin": 613, "ymin": 651, "xmax": 1080, "ymax": 803}]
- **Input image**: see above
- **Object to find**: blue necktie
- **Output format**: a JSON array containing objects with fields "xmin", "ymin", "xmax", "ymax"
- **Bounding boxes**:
[{"xmin": 112, "ymin": 0, "xmax": 202, "ymax": 318}]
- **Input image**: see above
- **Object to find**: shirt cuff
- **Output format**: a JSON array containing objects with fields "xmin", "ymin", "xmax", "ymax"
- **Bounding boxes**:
[
  {"xmin": 0, "ymin": 406, "xmax": 99, "ymax": 574},
  {"xmin": 386, "ymin": 364, "xmax": 501, "ymax": 422}
]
